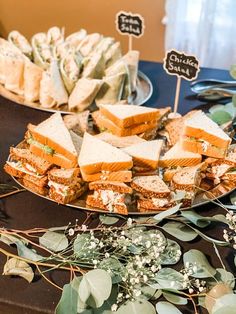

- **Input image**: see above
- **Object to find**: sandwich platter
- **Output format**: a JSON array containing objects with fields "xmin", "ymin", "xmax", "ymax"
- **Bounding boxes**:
[
  {"xmin": 9, "ymin": 172, "xmax": 236, "ymax": 215},
  {"xmin": 0, "ymin": 71, "xmax": 153, "ymax": 114}
]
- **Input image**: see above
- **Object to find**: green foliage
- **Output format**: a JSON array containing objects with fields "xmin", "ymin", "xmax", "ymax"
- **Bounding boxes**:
[
  {"xmin": 159, "ymin": 239, "xmax": 181, "ymax": 265},
  {"xmin": 117, "ymin": 299, "xmax": 156, "ymax": 314},
  {"xmin": 153, "ymin": 204, "xmax": 181, "ymax": 222},
  {"xmin": 212, "ymin": 294, "xmax": 236, "ymax": 314},
  {"xmin": 99, "ymin": 215, "xmax": 119, "ymax": 225},
  {"xmin": 156, "ymin": 301, "xmax": 183, "ymax": 314},
  {"xmin": 162, "ymin": 221, "xmax": 198, "ymax": 241},
  {"xmin": 162, "ymin": 291, "xmax": 187, "ymax": 305},
  {"xmin": 153, "ymin": 268, "xmax": 186, "ymax": 290},
  {"xmin": 16, "ymin": 242, "xmax": 43, "ymax": 261},
  {"xmin": 39, "ymin": 231, "xmax": 68, "ymax": 252},
  {"xmin": 183, "ymin": 249, "xmax": 216, "ymax": 278}
]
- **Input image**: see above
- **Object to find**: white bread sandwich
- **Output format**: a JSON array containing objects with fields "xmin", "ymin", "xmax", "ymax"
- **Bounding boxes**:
[
  {"xmin": 26, "ymin": 112, "xmax": 80, "ymax": 169},
  {"xmin": 4, "ymin": 147, "xmax": 53, "ymax": 195},
  {"xmin": 182, "ymin": 111, "xmax": 231, "ymax": 158},
  {"xmin": 63, "ymin": 110, "xmax": 94, "ymax": 136},
  {"xmin": 78, "ymin": 132, "xmax": 133, "ymax": 175},
  {"xmin": 159, "ymin": 141, "xmax": 202, "ymax": 168},
  {"xmin": 48, "ymin": 167, "xmax": 87, "ymax": 204},
  {"xmin": 98, "ymin": 104, "xmax": 160, "ymax": 128},
  {"xmin": 86, "ymin": 181, "xmax": 132, "ymax": 215},
  {"xmin": 123, "ymin": 139, "xmax": 163, "ymax": 170},
  {"xmin": 91, "ymin": 110, "xmax": 158, "ymax": 137},
  {"xmin": 131, "ymin": 175, "xmax": 173, "ymax": 212},
  {"xmin": 95, "ymin": 132, "xmax": 146, "ymax": 148},
  {"xmin": 171, "ymin": 164, "xmax": 205, "ymax": 207}
]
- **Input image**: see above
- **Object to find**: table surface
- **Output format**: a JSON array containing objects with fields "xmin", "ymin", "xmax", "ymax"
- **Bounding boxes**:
[{"xmin": 0, "ymin": 61, "xmax": 234, "ymax": 314}]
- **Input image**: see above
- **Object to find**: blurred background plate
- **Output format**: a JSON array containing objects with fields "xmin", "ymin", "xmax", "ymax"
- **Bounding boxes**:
[{"xmin": 0, "ymin": 70, "xmax": 153, "ymax": 115}]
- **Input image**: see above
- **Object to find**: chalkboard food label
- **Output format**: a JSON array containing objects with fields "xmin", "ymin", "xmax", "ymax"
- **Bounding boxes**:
[
  {"xmin": 116, "ymin": 11, "xmax": 144, "ymax": 37},
  {"xmin": 163, "ymin": 49, "xmax": 200, "ymax": 81}
]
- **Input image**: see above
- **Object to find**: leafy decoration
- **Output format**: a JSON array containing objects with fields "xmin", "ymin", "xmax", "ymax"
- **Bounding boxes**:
[{"xmin": 3, "ymin": 257, "xmax": 34, "ymax": 283}]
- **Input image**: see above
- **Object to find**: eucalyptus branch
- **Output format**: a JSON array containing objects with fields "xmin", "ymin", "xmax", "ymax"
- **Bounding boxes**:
[
  {"xmin": 35, "ymin": 264, "xmax": 63, "ymax": 291},
  {"xmin": 0, "ymin": 189, "xmax": 25, "ymax": 199}
]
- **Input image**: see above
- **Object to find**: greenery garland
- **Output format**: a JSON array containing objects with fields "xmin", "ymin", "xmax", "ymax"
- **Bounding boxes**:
[{"xmin": 1, "ymin": 184, "xmax": 236, "ymax": 314}]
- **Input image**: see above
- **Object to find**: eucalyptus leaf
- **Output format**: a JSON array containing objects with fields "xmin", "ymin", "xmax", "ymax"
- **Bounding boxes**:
[
  {"xmin": 74, "ymin": 234, "xmax": 99, "ymax": 259},
  {"xmin": 98, "ymin": 257, "xmax": 124, "ymax": 284},
  {"xmin": 225, "ymin": 102, "xmax": 236, "ymax": 118},
  {"xmin": 224, "ymin": 204, "xmax": 236, "ymax": 211},
  {"xmin": 213, "ymin": 214, "xmax": 228, "ymax": 224},
  {"xmin": 154, "ymin": 268, "xmax": 186, "ymax": 290},
  {"xmin": 3, "ymin": 257, "xmax": 34, "ymax": 283},
  {"xmin": 208, "ymin": 268, "xmax": 235, "ymax": 289},
  {"xmin": 212, "ymin": 293, "xmax": 236, "ymax": 314},
  {"xmin": 191, "ymin": 228, "xmax": 228, "ymax": 246},
  {"xmin": 99, "ymin": 215, "xmax": 119, "ymax": 225},
  {"xmin": 39, "ymin": 231, "xmax": 68, "ymax": 252},
  {"xmin": 233, "ymin": 94, "xmax": 236, "ymax": 107},
  {"xmin": 183, "ymin": 249, "xmax": 216, "ymax": 278},
  {"xmin": 160, "ymin": 239, "xmax": 181, "ymax": 265},
  {"xmin": 117, "ymin": 299, "xmax": 156, "ymax": 314},
  {"xmin": 0, "ymin": 234, "xmax": 28, "ymax": 246},
  {"xmin": 16, "ymin": 242, "xmax": 43, "ymax": 261},
  {"xmin": 210, "ymin": 111, "xmax": 232, "ymax": 125},
  {"xmin": 180, "ymin": 210, "xmax": 211, "ymax": 228},
  {"xmin": 79, "ymin": 269, "xmax": 112, "ymax": 308},
  {"xmin": 208, "ymin": 104, "xmax": 225, "ymax": 114},
  {"xmin": 153, "ymin": 204, "xmax": 181, "ymax": 222},
  {"xmin": 162, "ymin": 291, "xmax": 187, "ymax": 305},
  {"xmin": 93, "ymin": 285, "xmax": 118, "ymax": 314},
  {"xmin": 70, "ymin": 276, "xmax": 87, "ymax": 313},
  {"xmin": 156, "ymin": 301, "xmax": 182, "ymax": 314},
  {"xmin": 56, "ymin": 282, "xmax": 78, "ymax": 314},
  {"xmin": 162, "ymin": 221, "xmax": 198, "ymax": 241},
  {"xmin": 139, "ymin": 285, "xmax": 160, "ymax": 300}
]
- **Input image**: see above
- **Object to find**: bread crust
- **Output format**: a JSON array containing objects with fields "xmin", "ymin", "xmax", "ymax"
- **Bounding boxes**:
[
  {"xmin": 159, "ymin": 156, "xmax": 202, "ymax": 168},
  {"xmin": 49, "ymin": 184, "xmax": 87, "ymax": 204},
  {"xmin": 99, "ymin": 106, "xmax": 159, "ymax": 128},
  {"xmin": 183, "ymin": 125, "xmax": 231, "ymax": 148},
  {"xmin": 10, "ymin": 147, "xmax": 53, "ymax": 175},
  {"xmin": 137, "ymin": 198, "xmax": 175, "ymax": 211},
  {"xmin": 30, "ymin": 144, "xmax": 77, "ymax": 169},
  {"xmin": 131, "ymin": 176, "xmax": 170, "ymax": 198},
  {"xmin": 182, "ymin": 138, "xmax": 227, "ymax": 159},
  {"xmin": 80, "ymin": 159, "xmax": 133, "ymax": 175},
  {"xmin": 88, "ymin": 181, "xmax": 132, "ymax": 194},
  {"xmin": 92, "ymin": 112, "xmax": 158, "ymax": 136},
  {"xmin": 22, "ymin": 178, "xmax": 48, "ymax": 195},
  {"xmin": 81, "ymin": 170, "xmax": 132, "ymax": 182},
  {"xmin": 86, "ymin": 194, "xmax": 128, "ymax": 215},
  {"xmin": 28, "ymin": 123, "xmax": 77, "ymax": 163},
  {"xmin": 48, "ymin": 168, "xmax": 80, "ymax": 185}
]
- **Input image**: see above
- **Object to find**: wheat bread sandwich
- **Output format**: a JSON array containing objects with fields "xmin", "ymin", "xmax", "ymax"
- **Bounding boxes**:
[
  {"xmin": 182, "ymin": 110, "xmax": 231, "ymax": 158},
  {"xmin": 48, "ymin": 167, "xmax": 86, "ymax": 204},
  {"xmin": 123, "ymin": 139, "xmax": 163, "ymax": 170},
  {"xmin": 78, "ymin": 132, "xmax": 133, "ymax": 176},
  {"xmin": 205, "ymin": 151, "xmax": 236, "ymax": 183},
  {"xmin": 171, "ymin": 164, "xmax": 205, "ymax": 207},
  {"xmin": 86, "ymin": 180, "xmax": 132, "ymax": 215},
  {"xmin": 26, "ymin": 112, "xmax": 79, "ymax": 169},
  {"xmin": 4, "ymin": 147, "xmax": 53, "ymax": 195},
  {"xmin": 92, "ymin": 110, "xmax": 158, "ymax": 137},
  {"xmin": 131, "ymin": 175, "xmax": 173, "ymax": 212},
  {"xmin": 159, "ymin": 141, "xmax": 202, "ymax": 168}
]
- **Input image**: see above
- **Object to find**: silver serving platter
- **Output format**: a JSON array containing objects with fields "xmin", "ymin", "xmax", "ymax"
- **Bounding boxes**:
[
  {"xmin": 0, "ymin": 71, "xmax": 153, "ymax": 114},
  {"xmin": 10, "ymin": 170, "xmax": 235, "ymax": 216}
]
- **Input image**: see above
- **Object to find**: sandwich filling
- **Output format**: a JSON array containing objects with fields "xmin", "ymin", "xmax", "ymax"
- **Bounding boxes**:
[
  {"xmin": 151, "ymin": 197, "xmax": 169, "ymax": 207},
  {"xmin": 6, "ymin": 161, "xmax": 43, "ymax": 178},
  {"xmin": 27, "ymin": 136, "xmax": 55, "ymax": 155},
  {"xmin": 94, "ymin": 190, "xmax": 126, "ymax": 212},
  {"xmin": 185, "ymin": 136, "xmax": 226, "ymax": 153}
]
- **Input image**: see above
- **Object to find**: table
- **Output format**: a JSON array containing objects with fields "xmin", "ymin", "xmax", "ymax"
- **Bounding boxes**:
[{"xmin": 0, "ymin": 61, "xmax": 234, "ymax": 314}]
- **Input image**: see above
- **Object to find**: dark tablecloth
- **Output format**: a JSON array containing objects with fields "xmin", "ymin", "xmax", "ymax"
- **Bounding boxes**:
[{"xmin": 0, "ymin": 61, "xmax": 234, "ymax": 314}]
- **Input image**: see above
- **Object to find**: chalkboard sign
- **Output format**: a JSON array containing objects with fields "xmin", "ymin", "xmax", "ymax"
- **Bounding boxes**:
[
  {"xmin": 116, "ymin": 11, "xmax": 144, "ymax": 38},
  {"xmin": 163, "ymin": 49, "xmax": 200, "ymax": 81}
]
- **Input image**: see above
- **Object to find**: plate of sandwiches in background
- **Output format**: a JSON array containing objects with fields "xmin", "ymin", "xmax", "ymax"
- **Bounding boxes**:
[
  {"xmin": 4, "ymin": 103, "xmax": 236, "ymax": 215},
  {"xmin": 0, "ymin": 27, "xmax": 153, "ymax": 114}
]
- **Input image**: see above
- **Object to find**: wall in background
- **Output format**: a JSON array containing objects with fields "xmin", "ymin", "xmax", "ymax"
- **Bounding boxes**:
[{"xmin": 0, "ymin": 0, "xmax": 165, "ymax": 62}]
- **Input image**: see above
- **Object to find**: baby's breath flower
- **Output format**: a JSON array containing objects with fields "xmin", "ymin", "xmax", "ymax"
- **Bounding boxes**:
[
  {"xmin": 105, "ymin": 252, "xmax": 110, "ymax": 258},
  {"xmin": 81, "ymin": 224, "xmax": 87, "ymax": 231},
  {"xmin": 189, "ymin": 288, "xmax": 194, "ymax": 294},
  {"xmin": 111, "ymin": 304, "xmax": 118, "ymax": 312},
  {"xmin": 68, "ymin": 228, "xmax": 74, "ymax": 236},
  {"xmin": 127, "ymin": 218, "xmax": 133, "ymax": 226}
]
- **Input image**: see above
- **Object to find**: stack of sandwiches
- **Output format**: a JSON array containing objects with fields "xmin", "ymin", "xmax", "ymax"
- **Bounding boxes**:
[
  {"xmin": 92, "ymin": 104, "xmax": 161, "ymax": 137},
  {"xmin": 131, "ymin": 175, "xmax": 174, "ymax": 212},
  {"xmin": 181, "ymin": 111, "xmax": 231, "ymax": 158},
  {"xmin": 4, "ymin": 104, "xmax": 236, "ymax": 214},
  {"xmin": 5, "ymin": 112, "xmax": 87, "ymax": 204}
]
